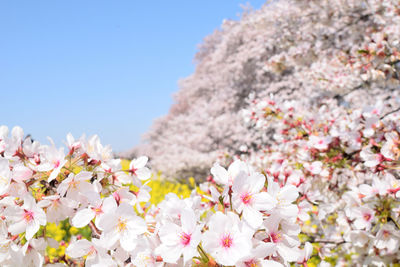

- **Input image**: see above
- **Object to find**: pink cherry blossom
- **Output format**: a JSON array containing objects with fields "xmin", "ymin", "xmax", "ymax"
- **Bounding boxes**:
[
  {"xmin": 232, "ymin": 172, "xmax": 276, "ymax": 228},
  {"xmin": 4, "ymin": 195, "xmax": 46, "ymax": 240},
  {"xmin": 155, "ymin": 209, "xmax": 202, "ymax": 263},
  {"xmin": 202, "ymin": 211, "xmax": 252, "ymax": 266}
]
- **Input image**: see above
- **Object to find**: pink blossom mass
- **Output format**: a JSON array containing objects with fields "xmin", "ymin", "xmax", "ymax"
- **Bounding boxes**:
[{"xmin": 1, "ymin": 0, "xmax": 400, "ymax": 266}]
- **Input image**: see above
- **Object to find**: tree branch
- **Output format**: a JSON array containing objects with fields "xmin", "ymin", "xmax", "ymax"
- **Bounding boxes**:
[
  {"xmin": 89, "ymin": 221, "xmax": 102, "ymax": 239},
  {"xmin": 380, "ymin": 107, "xmax": 400, "ymax": 120}
]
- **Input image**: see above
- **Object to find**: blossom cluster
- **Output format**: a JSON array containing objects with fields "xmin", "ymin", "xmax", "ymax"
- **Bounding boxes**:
[
  {"xmin": 132, "ymin": 0, "xmax": 400, "ymax": 179},
  {"xmin": 241, "ymin": 95, "xmax": 400, "ymax": 265},
  {"xmin": 2, "ymin": 0, "xmax": 400, "ymax": 265},
  {"xmin": 0, "ymin": 126, "xmax": 310, "ymax": 266}
]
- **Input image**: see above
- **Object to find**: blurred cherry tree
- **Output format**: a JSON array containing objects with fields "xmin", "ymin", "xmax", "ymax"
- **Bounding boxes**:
[{"xmin": 131, "ymin": 0, "xmax": 400, "ymax": 179}]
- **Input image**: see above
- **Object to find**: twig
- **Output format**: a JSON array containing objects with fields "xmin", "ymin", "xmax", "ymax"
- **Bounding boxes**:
[
  {"xmin": 310, "ymin": 238, "xmax": 347, "ymax": 245},
  {"xmin": 390, "ymin": 216, "xmax": 400, "ymax": 230},
  {"xmin": 89, "ymin": 221, "xmax": 102, "ymax": 239},
  {"xmin": 341, "ymin": 84, "xmax": 364, "ymax": 97},
  {"xmin": 380, "ymin": 107, "xmax": 400, "ymax": 120},
  {"xmin": 315, "ymin": 239, "xmax": 346, "ymax": 244}
]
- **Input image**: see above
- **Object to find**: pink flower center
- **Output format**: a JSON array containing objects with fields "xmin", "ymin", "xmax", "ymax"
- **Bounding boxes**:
[
  {"xmin": 92, "ymin": 206, "xmax": 103, "ymax": 216},
  {"xmin": 23, "ymin": 210, "xmax": 34, "ymax": 222},
  {"xmin": 130, "ymin": 167, "xmax": 138, "ymax": 175},
  {"xmin": 383, "ymin": 230, "xmax": 390, "ymax": 238},
  {"xmin": 220, "ymin": 234, "xmax": 233, "ymax": 248},
  {"xmin": 180, "ymin": 232, "xmax": 191, "ymax": 246},
  {"xmin": 245, "ymin": 259, "xmax": 259, "ymax": 267},
  {"xmin": 363, "ymin": 213, "xmax": 371, "ymax": 222},
  {"xmin": 270, "ymin": 232, "xmax": 282, "ymax": 243},
  {"xmin": 117, "ymin": 218, "xmax": 127, "ymax": 232},
  {"xmin": 241, "ymin": 193, "xmax": 252, "ymax": 205},
  {"xmin": 69, "ymin": 179, "xmax": 79, "ymax": 188}
]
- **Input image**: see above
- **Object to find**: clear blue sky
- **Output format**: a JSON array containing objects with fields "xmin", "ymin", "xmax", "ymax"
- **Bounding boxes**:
[{"xmin": 0, "ymin": 0, "xmax": 266, "ymax": 152}]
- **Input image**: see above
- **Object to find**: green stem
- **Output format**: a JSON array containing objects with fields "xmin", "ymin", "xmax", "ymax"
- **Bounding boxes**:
[{"xmin": 197, "ymin": 244, "xmax": 209, "ymax": 263}]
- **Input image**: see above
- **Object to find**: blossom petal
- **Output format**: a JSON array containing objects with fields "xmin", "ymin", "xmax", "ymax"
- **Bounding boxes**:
[{"xmin": 72, "ymin": 208, "xmax": 95, "ymax": 228}]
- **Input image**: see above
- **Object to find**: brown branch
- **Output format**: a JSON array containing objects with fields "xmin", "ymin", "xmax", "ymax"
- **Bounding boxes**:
[
  {"xmin": 309, "ymin": 237, "xmax": 347, "ymax": 245},
  {"xmin": 89, "ymin": 221, "xmax": 102, "ymax": 239},
  {"xmin": 380, "ymin": 107, "xmax": 400, "ymax": 120},
  {"xmin": 314, "ymin": 239, "xmax": 347, "ymax": 245}
]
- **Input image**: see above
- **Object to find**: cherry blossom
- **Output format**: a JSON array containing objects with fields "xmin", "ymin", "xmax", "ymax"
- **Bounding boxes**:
[
  {"xmin": 1, "ymin": 1, "xmax": 400, "ymax": 265},
  {"xmin": 232, "ymin": 171, "xmax": 276, "ymax": 228},
  {"xmin": 155, "ymin": 209, "xmax": 202, "ymax": 264},
  {"xmin": 66, "ymin": 238, "xmax": 116, "ymax": 267},
  {"xmin": 97, "ymin": 202, "xmax": 147, "ymax": 252},
  {"xmin": 202, "ymin": 211, "xmax": 252, "ymax": 266},
  {"xmin": 4, "ymin": 195, "xmax": 46, "ymax": 240}
]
